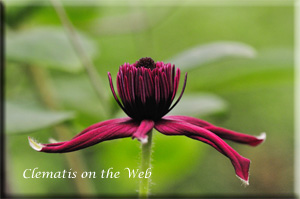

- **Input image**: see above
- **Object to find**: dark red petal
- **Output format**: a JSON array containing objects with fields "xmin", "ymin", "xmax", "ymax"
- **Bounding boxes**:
[
  {"xmin": 162, "ymin": 72, "xmax": 170, "ymax": 98},
  {"xmin": 108, "ymin": 72, "xmax": 127, "ymax": 112},
  {"xmin": 171, "ymin": 68, "xmax": 181, "ymax": 101},
  {"xmin": 164, "ymin": 115, "xmax": 212, "ymax": 127},
  {"xmin": 129, "ymin": 71, "xmax": 136, "ymax": 102},
  {"xmin": 29, "ymin": 118, "xmax": 139, "ymax": 153},
  {"xmin": 139, "ymin": 76, "xmax": 146, "ymax": 104},
  {"xmin": 167, "ymin": 72, "xmax": 188, "ymax": 113},
  {"xmin": 155, "ymin": 76, "xmax": 160, "ymax": 104},
  {"xmin": 155, "ymin": 118, "xmax": 250, "ymax": 184},
  {"xmin": 73, "ymin": 117, "xmax": 130, "ymax": 139},
  {"xmin": 164, "ymin": 115, "xmax": 266, "ymax": 146},
  {"xmin": 124, "ymin": 76, "xmax": 132, "ymax": 104},
  {"xmin": 132, "ymin": 120, "xmax": 155, "ymax": 144},
  {"xmin": 205, "ymin": 126, "xmax": 266, "ymax": 146}
]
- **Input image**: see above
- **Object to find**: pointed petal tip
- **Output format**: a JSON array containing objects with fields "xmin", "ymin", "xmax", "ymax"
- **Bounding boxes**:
[
  {"xmin": 236, "ymin": 157, "xmax": 250, "ymax": 186},
  {"xmin": 28, "ymin": 137, "xmax": 44, "ymax": 151},
  {"xmin": 132, "ymin": 135, "xmax": 148, "ymax": 144},
  {"xmin": 236, "ymin": 175, "xmax": 249, "ymax": 186},
  {"xmin": 257, "ymin": 132, "xmax": 266, "ymax": 143},
  {"xmin": 132, "ymin": 120, "xmax": 154, "ymax": 144},
  {"xmin": 140, "ymin": 137, "xmax": 148, "ymax": 144}
]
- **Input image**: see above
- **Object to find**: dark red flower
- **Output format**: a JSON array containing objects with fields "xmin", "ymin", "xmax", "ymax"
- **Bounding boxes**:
[{"xmin": 29, "ymin": 57, "xmax": 265, "ymax": 184}]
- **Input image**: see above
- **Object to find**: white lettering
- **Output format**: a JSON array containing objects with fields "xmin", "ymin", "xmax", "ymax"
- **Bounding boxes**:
[{"xmin": 23, "ymin": 169, "xmax": 31, "ymax": 179}]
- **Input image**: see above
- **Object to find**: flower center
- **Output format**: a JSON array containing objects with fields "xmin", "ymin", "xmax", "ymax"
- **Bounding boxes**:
[
  {"xmin": 135, "ymin": 57, "xmax": 155, "ymax": 70},
  {"xmin": 108, "ymin": 58, "xmax": 187, "ymax": 121}
]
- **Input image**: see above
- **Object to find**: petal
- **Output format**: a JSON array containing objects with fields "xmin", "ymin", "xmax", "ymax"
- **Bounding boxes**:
[
  {"xmin": 164, "ymin": 115, "xmax": 266, "ymax": 146},
  {"xmin": 164, "ymin": 115, "xmax": 212, "ymax": 127},
  {"xmin": 28, "ymin": 118, "xmax": 139, "ymax": 153},
  {"xmin": 205, "ymin": 126, "xmax": 266, "ymax": 146},
  {"xmin": 132, "ymin": 120, "xmax": 155, "ymax": 144},
  {"xmin": 155, "ymin": 118, "xmax": 250, "ymax": 184},
  {"xmin": 108, "ymin": 72, "xmax": 129, "ymax": 115},
  {"xmin": 73, "ymin": 117, "xmax": 130, "ymax": 139},
  {"xmin": 168, "ymin": 72, "xmax": 188, "ymax": 113}
]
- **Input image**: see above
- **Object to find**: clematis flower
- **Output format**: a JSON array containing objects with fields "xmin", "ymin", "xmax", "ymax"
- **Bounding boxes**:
[{"xmin": 29, "ymin": 57, "xmax": 265, "ymax": 184}]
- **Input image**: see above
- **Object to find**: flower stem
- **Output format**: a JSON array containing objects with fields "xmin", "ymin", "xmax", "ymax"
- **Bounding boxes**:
[{"xmin": 139, "ymin": 130, "xmax": 153, "ymax": 199}]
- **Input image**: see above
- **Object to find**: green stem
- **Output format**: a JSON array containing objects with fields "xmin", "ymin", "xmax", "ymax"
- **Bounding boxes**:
[
  {"xmin": 139, "ymin": 130, "xmax": 153, "ymax": 199},
  {"xmin": 50, "ymin": 0, "xmax": 110, "ymax": 115}
]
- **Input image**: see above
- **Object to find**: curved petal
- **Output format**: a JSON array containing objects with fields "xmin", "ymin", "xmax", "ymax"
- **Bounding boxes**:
[
  {"xmin": 108, "ymin": 72, "xmax": 129, "ymax": 115},
  {"xmin": 73, "ymin": 117, "xmax": 131, "ymax": 139},
  {"xmin": 28, "ymin": 118, "xmax": 139, "ymax": 153},
  {"xmin": 132, "ymin": 120, "xmax": 155, "ymax": 144},
  {"xmin": 164, "ymin": 115, "xmax": 212, "ymax": 127},
  {"xmin": 205, "ymin": 126, "xmax": 266, "ymax": 146},
  {"xmin": 155, "ymin": 118, "xmax": 250, "ymax": 185},
  {"xmin": 168, "ymin": 72, "xmax": 188, "ymax": 113},
  {"xmin": 164, "ymin": 115, "xmax": 266, "ymax": 146}
]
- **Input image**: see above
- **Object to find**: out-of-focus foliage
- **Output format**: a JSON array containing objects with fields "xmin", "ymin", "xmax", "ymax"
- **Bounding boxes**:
[
  {"xmin": 7, "ymin": 27, "xmax": 97, "ymax": 73},
  {"xmin": 169, "ymin": 93, "xmax": 228, "ymax": 116},
  {"xmin": 5, "ymin": 2, "xmax": 294, "ymax": 197},
  {"xmin": 168, "ymin": 42, "xmax": 256, "ymax": 70},
  {"xmin": 6, "ymin": 102, "xmax": 74, "ymax": 134}
]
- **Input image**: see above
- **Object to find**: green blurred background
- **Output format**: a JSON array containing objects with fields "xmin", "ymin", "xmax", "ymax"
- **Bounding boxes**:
[{"xmin": 4, "ymin": 0, "xmax": 294, "ymax": 197}]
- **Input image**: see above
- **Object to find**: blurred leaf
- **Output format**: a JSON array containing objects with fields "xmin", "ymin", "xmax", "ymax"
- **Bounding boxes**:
[
  {"xmin": 6, "ymin": 27, "xmax": 98, "ymax": 72},
  {"xmin": 188, "ymin": 48, "xmax": 293, "ymax": 93},
  {"xmin": 170, "ymin": 93, "xmax": 227, "ymax": 116},
  {"xmin": 167, "ymin": 42, "xmax": 256, "ymax": 70},
  {"xmin": 53, "ymin": 74, "xmax": 110, "ymax": 123},
  {"xmin": 6, "ymin": 102, "xmax": 75, "ymax": 134}
]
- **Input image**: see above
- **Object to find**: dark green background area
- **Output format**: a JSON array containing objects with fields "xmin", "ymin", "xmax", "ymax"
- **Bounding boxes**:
[{"xmin": 5, "ymin": 2, "xmax": 294, "ymax": 197}]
